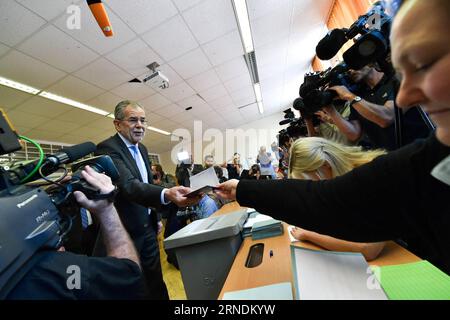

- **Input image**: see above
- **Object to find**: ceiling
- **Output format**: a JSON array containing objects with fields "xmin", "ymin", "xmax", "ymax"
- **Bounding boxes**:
[{"xmin": 0, "ymin": 0, "xmax": 333, "ymax": 153}]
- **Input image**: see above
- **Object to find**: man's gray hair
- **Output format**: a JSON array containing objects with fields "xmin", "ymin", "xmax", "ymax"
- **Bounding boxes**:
[{"xmin": 114, "ymin": 100, "xmax": 143, "ymax": 120}]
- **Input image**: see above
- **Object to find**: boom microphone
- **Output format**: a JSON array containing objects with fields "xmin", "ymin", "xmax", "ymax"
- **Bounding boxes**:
[
  {"xmin": 87, "ymin": 0, "xmax": 113, "ymax": 37},
  {"xmin": 316, "ymin": 28, "xmax": 348, "ymax": 60}
]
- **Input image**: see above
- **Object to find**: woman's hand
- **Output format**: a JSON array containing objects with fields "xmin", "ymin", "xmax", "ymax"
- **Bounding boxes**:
[{"xmin": 214, "ymin": 179, "xmax": 239, "ymax": 201}]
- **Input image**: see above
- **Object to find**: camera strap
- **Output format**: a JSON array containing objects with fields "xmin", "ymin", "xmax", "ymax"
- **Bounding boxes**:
[{"xmin": 89, "ymin": 185, "xmax": 118, "ymax": 203}]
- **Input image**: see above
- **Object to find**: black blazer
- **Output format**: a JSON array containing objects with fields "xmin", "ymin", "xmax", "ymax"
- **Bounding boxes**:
[{"xmin": 96, "ymin": 134, "xmax": 164, "ymax": 237}]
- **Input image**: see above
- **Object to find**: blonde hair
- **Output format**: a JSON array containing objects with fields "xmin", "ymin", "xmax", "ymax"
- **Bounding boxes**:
[{"xmin": 288, "ymin": 137, "xmax": 386, "ymax": 179}]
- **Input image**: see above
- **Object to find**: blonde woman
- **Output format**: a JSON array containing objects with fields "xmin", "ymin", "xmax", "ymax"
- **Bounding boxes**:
[{"xmin": 288, "ymin": 137, "xmax": 386, "ymax": 261}]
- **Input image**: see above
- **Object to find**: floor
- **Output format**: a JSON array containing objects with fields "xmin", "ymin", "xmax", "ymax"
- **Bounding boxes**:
[{"xmin": 158, "ymin": 227, "xmax": 187, "ymax": 300}]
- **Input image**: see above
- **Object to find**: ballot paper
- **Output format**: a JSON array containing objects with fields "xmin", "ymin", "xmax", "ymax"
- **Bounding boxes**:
[
  {"xmin": 287, "ymin": 226, "xmax": 299, "ymax": 243},
  {"xmin": 186, "ymin": 166, "xmax": 219, "ymax": 197},
  {"xmin": 243, "ymin": 213, "xmax": 273, "ymax": 229},
  {"xmin": 223, "ymin": 282, "xmax": 293, "ymax": 300},
  {"xmin": 291, "ymin": 246, "xmax": 387, "ymax": 300}
]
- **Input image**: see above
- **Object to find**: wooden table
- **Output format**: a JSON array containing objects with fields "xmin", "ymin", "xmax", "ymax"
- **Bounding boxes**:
[{"xmin": 215, "ymin": 202, "xmax": 421, "ymax": 299}]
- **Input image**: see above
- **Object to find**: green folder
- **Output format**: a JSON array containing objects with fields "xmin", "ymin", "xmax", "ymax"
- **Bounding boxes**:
[{"xmin": 371, "ymin": 261, "xmax": 450, "ymax": 300}]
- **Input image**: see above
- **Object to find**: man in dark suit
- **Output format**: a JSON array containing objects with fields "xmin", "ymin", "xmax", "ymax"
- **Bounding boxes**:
[{"xmin": 96, "ymin": 100, "xmax": 198, "ymax": 299}]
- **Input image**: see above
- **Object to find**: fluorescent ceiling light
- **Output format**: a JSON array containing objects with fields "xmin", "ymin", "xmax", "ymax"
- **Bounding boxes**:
[
  {"xmin": 106, "ymin": 113, "xmax": 115, "ymax": 119},
  {"xmin": 39, "ymin": 91, "xmax": 109, "ymax": 116},
  {"xmin": 257, "ymin": 101, "xmax": 264, "ymax": 114},
  {"xmin": 232, "ymin": 0, "xmax": 254, "ymax": 53},
  {"xmin": 0, "ymin": 76, "xmax": 41, "ymax": 95},
  {"xmin": 147, "ymin": 126, "xmax": 171, "ymax": 136},
  {"xmin": 254, "ymin": 83, "xmax": 262, "ymax": 102}
]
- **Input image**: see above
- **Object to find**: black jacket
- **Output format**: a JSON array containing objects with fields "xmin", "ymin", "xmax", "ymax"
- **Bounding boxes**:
[
  {"xmin": 237, "ymin": 134, "xmax": 450, "ymax": 274},
  {"xmin": 96, "ymin": 134, "xmax": 164, "ymax": 237}
]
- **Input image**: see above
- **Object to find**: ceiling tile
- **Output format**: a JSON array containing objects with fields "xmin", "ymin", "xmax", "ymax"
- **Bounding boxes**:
[
  {"xmin": 153, "ymin": 103, "xmax": 184, "ymax": 118},
  {"xmin": 0, "ymin": 50, "xmax": 67, "ymax": 89},
  {"xmin": 172, "ymin": 0, "xmax": 203, "ymax": 12},
  {"xmin": 46, "ymin": 75, "xmax": 105, "ymax": 102},
  {"xmin": 141, "ymin": 15, "xmax": 198, "ymax": 61},
  {"xmin": 172, "ymin": 111, "xmax": 195, "ymax": 124},
  {"xmin": 66, "ymin": 124, "xmax": 109, "ymax": 139},
  {"xmin": 199, "ymin": 84, "xmax": 228, "ymax": 102},
  {"xmin": 0, "ymin": 1, "xmax": 46, "ymax": 46},
  {"xmin": 251, "ymin": 3, "xmax": 292, "ymax": 49},
  {"xmin": 202, "ymin": 30, "xmax": 243, "ymax": 66},
  {"xmin": 106, "ymin": 0, "xmax": 178, "ymax": 34},
  {"xmin": 182, "ymin": 0, "xmax": 237, "ymax": 44},
  {"xmin": 6, "ymin": 109, "xmax": 51, "ymax": 129},
  {"xmin": 16, "ymin": 0, "xmax": 81, "ymax": 21},
  {"xmin": 209, "ymin": 95, "xmax": 235, "ymax": 110},
  {"xmin": 54, "ymin": 108, "xmax": 103, "ymax": 126},
  {"xmin": 106, "ymin": 38, "xmax": 163, "ymax": 77},
  {"xmin": 140, "ymin": 93, "xmax": 172, "ymax": 112},
  {"xmin": 87, "ymin": 91, "xmax": 125, "ymax": 113},
  {"xmin": 159, "ymin": 82, "xmax": 195, "ymax": 102},
  {"xmin": 110, "ymin": 82, "xmax": 155, "ymax": 101},
  {"xmin": 176, "ymin": 94, "xmax": 208, "ymax": 110},
  {"xmin": 168, "ymin": 48, "xmax": 212, "ymax": 79},
  {"xmin": 292, "ymin": 0, "xmax": 332, "ymax": 31},
  {"xmin": 229, "ymin": 85, "xmax": 256, "ymax": 106},
  {"xmin": 223, "ymin": 73, "xmax": 253, "ymax": 94},
  {"xmin": 145, "ymin": 112, "xmax": 166, "ymax": 124},
  {"xmin": 52, "ymin": 1, "xmax": 136, "ymax": 55},
  {"xmin": 36, "ymin": 119, "xmax": 81, "ymax": 133},
  {"xmin": 0, "ymin": 42, "xmax": 10, "ymax": 57},
  {"xmin": 88, "ymin": 117, "xmax": 115, "ymax": 131},
  {"xmin": 0, "ymin": 86, "xmax": 34, "ymax": 110},
  {"xmin": 186, "ymin": 69, "xmax": 221, "ymax": 92},
  {"xmin": 14, "ymin": 96, "xmax": 73, "ymax": 118},
  {"xmin": 247, "ymin": 0, "xmax": 293, "ymax": 20},
  {"xmin": 255, "ymin": 37, "xmax": 289, "ymax": 68},
  {"xmin": 214, "ymin": 56, "xmax": 248, "ymax": 82},
  {"xmin": 57, "ymin": 133, "xmax": 88, "ymax": 145},
  {"xmin": 73, "ymin": 58, "xmax": 132, "ymax": 90},
  {"xmin": 215, "ymin": 104, "xmax": 239, "ymax": 116}
]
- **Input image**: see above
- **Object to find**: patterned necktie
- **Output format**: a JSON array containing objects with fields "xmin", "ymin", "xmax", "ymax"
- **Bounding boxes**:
[
  {"xmin": 129, "ymin": 145, "xmax": 148, "ymax": 183},
  {"xmin": 80, "ymin": 207, "xmax": 89, "ymax": 229}
]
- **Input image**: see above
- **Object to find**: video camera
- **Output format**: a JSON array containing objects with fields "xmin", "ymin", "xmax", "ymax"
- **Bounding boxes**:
[
  {"xmin": 295, "ymin": 62, "xmax": 351, "ymax": 116},
  {"xmin": 278, "ymin": 108, "xmax": 308, "ymax": 144},
  {"xmin": 316, "ymin": 1, "xmax": 392, "ymax": 73},
  {"xmin": 294, "ymin": 2, "xmax": 393, "ymax": 118},
  {"xmin": 0, "ymin": 109, "xmax": 119, "ymax": 297}
]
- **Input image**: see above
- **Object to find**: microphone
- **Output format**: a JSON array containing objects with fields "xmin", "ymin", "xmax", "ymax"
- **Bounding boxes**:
[
  {"xmin": 316, "ymin": 29, "xmax": 348, "ymax": 60},
  {"xmin": 279, "ymin": 119, "xmax": 293, "ymax": 126},
  {"xmin": 9, "ymin": 142, "xmax": 96, "ymax": 184},
  {"xmin": 86, "ymin": 0, "xmax": 113, "ymax": 37},
  {"xmin": 45, "ymin": 142, "xmax": 97, "ymax": 168}
]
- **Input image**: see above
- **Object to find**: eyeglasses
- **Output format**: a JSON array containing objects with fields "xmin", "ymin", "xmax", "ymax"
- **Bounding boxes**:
[{"xmin": 120, "ymin": 117, "xmax": 148, "ymax": 126}]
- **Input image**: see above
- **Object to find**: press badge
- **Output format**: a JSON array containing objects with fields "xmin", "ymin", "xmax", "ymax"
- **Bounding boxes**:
[{"xmin": 431, "ymin": 155, "xmax": 450, "ymax": 186}]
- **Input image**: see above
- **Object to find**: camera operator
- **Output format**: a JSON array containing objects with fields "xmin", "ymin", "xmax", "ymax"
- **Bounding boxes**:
[
  {"xmin": 215, "ymin": 0, "xmax": 450, "ymax": 275},
  {"xmin": 328, "ymin": 65, "xmax": 429, "ymax": 150},
  {"xmin": 7, "ymin": 166, "xmax": 147, "ymax": 299},
  {"xmin": 303, "ymin": 100, "xmax": 355, "ymax": 146}
]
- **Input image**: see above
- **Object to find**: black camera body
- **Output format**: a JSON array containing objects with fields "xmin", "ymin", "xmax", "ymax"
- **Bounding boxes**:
[{"xmin": 295, "ymin": 63, "xmax": 351, "ymax": 116}]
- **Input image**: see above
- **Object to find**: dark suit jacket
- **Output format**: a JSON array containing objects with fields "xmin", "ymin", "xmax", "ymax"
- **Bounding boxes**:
[{"xmin": 96, "ymin": 134, "xmax": 164, "ymax": 237}]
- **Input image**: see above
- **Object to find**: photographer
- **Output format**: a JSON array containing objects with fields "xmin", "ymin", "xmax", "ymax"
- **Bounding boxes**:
[
  {"xmin": 215, "ymin": 0, "xmax": 450, "ymax": 275},
  {"xmin": 7, "ymin": 166, "xmax": 147, "ymax": 299},
  {"xmin": 328, "ymin": 65, "xmax": 429, "ymax": 150},
  {"xmin": 303, "ymin": 100, "xmax": 355, "ymax": 146}
]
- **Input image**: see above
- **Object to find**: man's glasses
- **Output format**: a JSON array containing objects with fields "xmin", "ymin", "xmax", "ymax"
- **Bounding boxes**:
[{"xmin": 120, "ymin": 117, "xmax": 148, "ymax": 126}]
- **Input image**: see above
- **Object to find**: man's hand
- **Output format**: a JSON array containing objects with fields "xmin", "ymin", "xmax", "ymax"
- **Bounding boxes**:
[
  {"xmin": 214, "ymin": 179, "xmax": 239, "ymax": 201},
  {"xmin": 315, "ymin": 110, "xmax": 334, "ymax": 124},
  {"xmin": 329, "ymin": 85, "xmax": 356, "ymax": 101},
  {"xmin": 73, "ymin": 165, "xmax": 115, "ymax": 215},
  {"xmin": 164, "ymin": 186, "xmax": 201, "ymax": 207}
]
